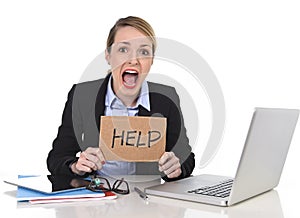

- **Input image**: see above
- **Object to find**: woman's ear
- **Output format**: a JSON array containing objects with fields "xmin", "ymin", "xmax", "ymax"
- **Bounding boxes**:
[{"xmin": 105, "ymin": 49, "xmax": 110, "ymax": 65}]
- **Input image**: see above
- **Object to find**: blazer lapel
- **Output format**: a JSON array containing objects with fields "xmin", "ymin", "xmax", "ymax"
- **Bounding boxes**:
[
  {"xmin": 138, "ymin": 105, "xmax": 152, "ymax": 116},
  {"xmin": 95, "ymin": 73, "xmax": 111, "ymax": 131}
]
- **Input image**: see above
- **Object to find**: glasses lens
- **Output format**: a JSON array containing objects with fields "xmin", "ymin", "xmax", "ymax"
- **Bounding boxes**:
[
  {"xmin": 112, "ymin": 179, "xmax": 130, "ymax": 194},
  {"xmin": 87, "ymin": 177, "xmax": 130, "ymax": 194}
]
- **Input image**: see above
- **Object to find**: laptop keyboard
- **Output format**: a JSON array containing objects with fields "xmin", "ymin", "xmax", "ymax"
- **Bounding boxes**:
[{"xmin": 187, "ymin": 179, "xmax": 234, "ymax": 198}]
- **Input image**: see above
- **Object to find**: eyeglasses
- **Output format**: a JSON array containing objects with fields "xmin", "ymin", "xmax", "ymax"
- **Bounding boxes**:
[{"xmin": 87, "ymin": 175, "xmax": 130, "ymax": 195}]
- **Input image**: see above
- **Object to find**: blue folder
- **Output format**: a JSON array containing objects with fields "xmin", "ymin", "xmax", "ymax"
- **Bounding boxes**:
[
  {"xmin": 16, "ymin": 175, "xmax": 104, "ymax": 201},
  {"xmin": 17, "ymin": 186, "xmax": 104, "ymax": 201}
]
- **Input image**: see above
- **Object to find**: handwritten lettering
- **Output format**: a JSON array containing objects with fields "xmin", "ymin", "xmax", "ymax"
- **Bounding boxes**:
[{"xmin": 111, "ymin": 128, "xmax": 161, "ymax": 148}]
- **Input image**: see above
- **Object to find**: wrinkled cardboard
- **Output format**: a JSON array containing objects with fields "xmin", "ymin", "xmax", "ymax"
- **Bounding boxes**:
[{"xmin": 99, "ymin": 116, "xmax": 166, "ymax": 162}]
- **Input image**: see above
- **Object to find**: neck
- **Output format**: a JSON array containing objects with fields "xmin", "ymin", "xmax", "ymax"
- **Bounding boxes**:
[{"xmin": 117, "ymin": 93, "xmax": 138, "ymax": 107}]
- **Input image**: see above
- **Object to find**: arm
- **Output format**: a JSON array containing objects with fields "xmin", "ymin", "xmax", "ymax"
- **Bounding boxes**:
[
  {"xmin": 47, "ymin": 84, "xmax": 106, "ymax": 176},
  {"xmin": 47, "ymin": 85, "xmax": 82, "ymax": 175},
  {"xmin": 159, "ymin": 87, "xmax": 195, "ymax": 181}
]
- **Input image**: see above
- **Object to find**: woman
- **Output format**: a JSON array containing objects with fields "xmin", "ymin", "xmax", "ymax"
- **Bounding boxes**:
[{"xmin": 47, "ymin": 16, "xmax": 195, "ymax": 181}]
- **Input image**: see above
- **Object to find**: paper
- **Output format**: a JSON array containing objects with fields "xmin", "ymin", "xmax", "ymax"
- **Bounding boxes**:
[
  {"xmin": 29, "ymin": 191, "xmax": 117, "ymax": 204},
  {"xmin": 16, "ymin": 186, "xmax": 105, "ymax": 201},
  {"xmin": 5, "ymin": 175, "xmax": 116, "ymax": 204},
  {"xmin": 99, "ymin": 116, "xmax": 166, "ymax": 162}
]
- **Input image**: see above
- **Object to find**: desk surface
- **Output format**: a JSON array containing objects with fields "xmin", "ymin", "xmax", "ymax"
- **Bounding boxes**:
[{"xmin": 0, "ymin": 174, "xmax": 298, "ymax": 218}]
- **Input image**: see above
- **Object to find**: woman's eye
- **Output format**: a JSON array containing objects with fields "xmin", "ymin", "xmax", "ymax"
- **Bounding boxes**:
[
  {"xmin": 139, "ymin": 49, "xmax": 150, "ymax": 56},
  {"xmin": 119, "ymin": 47, "xmax": 128, "ymax": 53}
]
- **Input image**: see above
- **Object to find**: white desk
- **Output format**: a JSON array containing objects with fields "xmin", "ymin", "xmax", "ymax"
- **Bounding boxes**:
[{"xmin": 0, "ymin": 175, "xmax": 297, "ymax": 218}]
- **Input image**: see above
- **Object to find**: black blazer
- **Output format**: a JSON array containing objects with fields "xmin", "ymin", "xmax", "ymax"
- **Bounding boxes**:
[{"xmin": 47, "ymin": 74, "xmax": 195, "ymax": 181}]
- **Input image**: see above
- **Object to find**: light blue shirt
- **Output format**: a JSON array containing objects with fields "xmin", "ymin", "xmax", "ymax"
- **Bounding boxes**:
[{"xmin": 98, "ymin": 75, "xmax": 150, "ymax": 176}]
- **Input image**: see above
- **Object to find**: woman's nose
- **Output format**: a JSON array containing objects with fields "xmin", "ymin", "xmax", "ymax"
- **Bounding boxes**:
[
  {"xmin": 127, "ymin": 52, "xmax": 139, "ymax": 65},
  {"xmin": 128, "ymin": 58, "xmax": 139, "ymax": 65}
]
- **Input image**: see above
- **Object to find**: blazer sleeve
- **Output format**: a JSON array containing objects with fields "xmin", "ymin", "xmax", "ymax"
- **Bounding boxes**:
[
  {"xmin": 151, "ymin": 84, "xmax": 195, "ymax": 181},
  {"xmin": 47, "ymin": 85, "xmax": 83, "ymax": 176},
  {"xmin": 162, "ymin": 87, "xmax": 195, "ymax": 181}
]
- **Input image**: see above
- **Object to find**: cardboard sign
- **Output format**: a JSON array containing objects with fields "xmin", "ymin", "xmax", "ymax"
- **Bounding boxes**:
[{"xmin": 99, "ymin": 116, "xmax": 166, "ymax": 162}]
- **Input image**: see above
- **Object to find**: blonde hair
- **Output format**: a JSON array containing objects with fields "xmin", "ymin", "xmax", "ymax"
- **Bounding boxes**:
[{"xmin": 106, "ymin": 16, "xmax": 156, "ymax": 55}]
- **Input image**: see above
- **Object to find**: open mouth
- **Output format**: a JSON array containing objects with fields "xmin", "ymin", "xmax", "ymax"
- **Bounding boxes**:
[{"xmin": 122, "ymin": 69, "xmax": 139, "ymax": 88}]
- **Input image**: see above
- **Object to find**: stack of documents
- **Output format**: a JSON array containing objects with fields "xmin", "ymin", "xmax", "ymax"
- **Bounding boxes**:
[
  {"xmin": 17, "ymin": 186, "xmax": 117, "ymax": 204},
  {"xmin": 3, "ymin": 175, "xmax": 117, "ymax": 204}
]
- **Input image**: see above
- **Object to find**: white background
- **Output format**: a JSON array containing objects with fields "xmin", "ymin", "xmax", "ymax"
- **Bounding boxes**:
[{"xmin": 0, "ymin": 0, "xmax": 300, "ymax": 217}]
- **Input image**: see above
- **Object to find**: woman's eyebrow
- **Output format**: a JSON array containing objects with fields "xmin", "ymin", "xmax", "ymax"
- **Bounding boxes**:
[
  {"xmin": 117, "ymin": 41, "xmax": 131, "ymax": 46},
  {"xmin": 117, "ymin": 41, "xmax": 151, "ymax": 48},
  {"xmin": 140, "ymin": 44, "xmax": 151, "ymax": 48}
]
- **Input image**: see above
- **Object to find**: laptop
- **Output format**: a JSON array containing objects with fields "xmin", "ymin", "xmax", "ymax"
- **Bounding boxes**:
[{"xmin": 145, "ymin": 108, "xmax": 299, "ymax": 206}]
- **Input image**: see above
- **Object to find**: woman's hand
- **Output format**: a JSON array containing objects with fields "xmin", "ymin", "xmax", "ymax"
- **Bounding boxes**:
[
  {"xmin": 158, "ymin": 152, "xmax": 182, "ymax": 179},
  {"xmin": 71, "ymin": 147, "xmax": 106, "ymax": 176}
]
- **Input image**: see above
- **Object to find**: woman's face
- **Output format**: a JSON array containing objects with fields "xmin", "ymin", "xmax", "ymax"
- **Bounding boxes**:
[{"xmin": 105, "ymin": 26, "xmax": 154, "ymax": 101}]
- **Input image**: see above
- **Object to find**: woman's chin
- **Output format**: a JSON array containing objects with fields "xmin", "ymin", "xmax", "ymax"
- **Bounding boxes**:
[{"xmin": 120, "ymin": 84, "xmax": 141, "ymax": 98}]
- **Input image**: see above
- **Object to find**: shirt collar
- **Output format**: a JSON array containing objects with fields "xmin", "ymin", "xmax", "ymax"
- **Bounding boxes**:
[{"xmin": 105, "ymin": 75, "xmax": 150, "ymax": 111}]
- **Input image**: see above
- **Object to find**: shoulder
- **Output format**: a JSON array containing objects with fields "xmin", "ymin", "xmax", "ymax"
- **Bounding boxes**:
[
  {"xmin": 70, "ymin": 78, "xmax": 107, "ymax": 106},
  {"xmin": 148, "ymin": 81, "xmax": 176, "ymax": 94},
  {"xmin": 75, "ymin": 78, "xmax": 105, "ymax": 91},
  {"xmin": 72, "ymin": 78, "xmax": 107, "ymax": 95}
]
